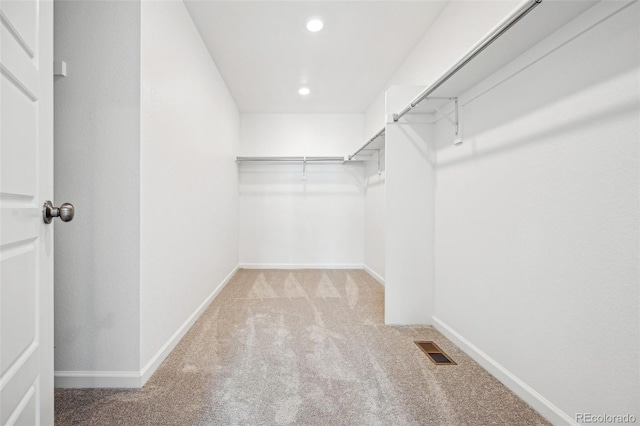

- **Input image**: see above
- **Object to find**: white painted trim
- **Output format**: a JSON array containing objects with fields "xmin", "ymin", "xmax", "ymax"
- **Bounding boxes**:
[
  {"xmin": 54, "ymin": 265, "xmax": 240, "ymax": 389},
  {"xmin": 432, "ymin": 317, "xmax": 577, "ymax": 426},
  {"xmin": 363, "ymin": 265, "xmax": 385, "ymax": 285},
  {"xmin": 54, "ymin": 371, "xmax": 142, "ymax": 389},
  {"xmin": 139, "ymin": 264, "xmax": 239, "ymax": 386},
  {"xmin": 238, "ymin": 263, "xmax": 363, "ymax": 270}
]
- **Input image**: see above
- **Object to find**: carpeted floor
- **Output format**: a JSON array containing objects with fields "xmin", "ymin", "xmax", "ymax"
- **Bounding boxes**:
[{"xmin": 55, "ymin": 269, "xmax": 549, "ymax": 425}]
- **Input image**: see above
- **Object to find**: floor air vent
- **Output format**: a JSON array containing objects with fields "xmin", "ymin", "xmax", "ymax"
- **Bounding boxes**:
[{"xmin": 415, "ymin": 341, "xmax": 456, "ymax": 365}]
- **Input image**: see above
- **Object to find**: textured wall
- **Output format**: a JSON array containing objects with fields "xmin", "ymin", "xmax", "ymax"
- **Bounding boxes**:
[
  {"xmin": 54, "ymin": 0, "xmax": 241, "ymax": 384},
  {"xmin": 239, "ymin": 113, "xmax": 364, "ymax": 267},
  {"xmin": 140, "ymin": 0, "xmax": 240, "ymax": 369},
  {"xmin": 434, "ymin": 2, "xmax": 639, "ymax": 420},
  {"xmin": 54, "ymin": 0, "xmax": 141, "ymax": 373},
  {"xmin": 364, "ymin": 0, "xmax": 638, "ymax": 422}
]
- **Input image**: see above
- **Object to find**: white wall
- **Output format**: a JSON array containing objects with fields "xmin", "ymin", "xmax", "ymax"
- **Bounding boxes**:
[
  {"xmin": 434, "ymin": 2, "xmax": 639, "ymax": 421},
  {"xmin": 239, "ymin": 114, "xmax": 364, "ymax": 268},
  {"xmin": 54, "ymin": 0, "xmax": 141, "ymax": 375},
  {"xmin": 240, "ymin": 113, "xmax": 363, "ymax": 157},
  {"xmin": 383, "ymin": 87, "xmax": 435, "ymax": 324},
  {"xmin": 363, "ymin": 0, "xmax": 639, "ymax": 423},
  {"xmin": 363, "ymin": 147, "xmax": 385, "ymax": 283},
  {"xmin": 140, "ymin": 0, "xmax": 239, "ymax": 374},
  {"xmin": 54, "ymin": 0, "xmax": 240, "ymax": 387}
]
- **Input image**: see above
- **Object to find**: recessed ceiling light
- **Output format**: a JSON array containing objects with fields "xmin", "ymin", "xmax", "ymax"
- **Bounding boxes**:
[
  {"xmin": 298, "ymin": 87, "xmax": 310, "ymax": 96},
  {"xmin": 306, "ymin": 18, "xmax": 323, "ymax": 32}
]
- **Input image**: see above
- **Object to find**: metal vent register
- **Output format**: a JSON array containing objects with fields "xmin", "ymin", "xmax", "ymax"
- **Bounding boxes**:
[{"xmin": 415, "ymin": 341, "xmax": 456, "ymax": 365}]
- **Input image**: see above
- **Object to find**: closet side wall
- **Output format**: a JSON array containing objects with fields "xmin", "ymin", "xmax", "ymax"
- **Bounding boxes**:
[
  {"xmin": 140, "ymin": 0, "xmax": 240, "ymax": 376},
  {"xmin": 383, "ymin": 97, "xmax": 434, "ymax": 324},
  {"xmin": 434, "ymin": 3, "xmax": 639, "ymax": 420},
  {"xmin": 54, "ymin": 0, "xmax": 142, "ymax": 378},
  {"xmin": 366, "ymin": 0, "xmax": 638, "ymax": 422},
  {"xmin": 363, "ymin": 148, "xmax": 385, "ymax": 283},
  {"xmin": 239, "ymin": 114, "xmax": 365, "ymax": 268}
]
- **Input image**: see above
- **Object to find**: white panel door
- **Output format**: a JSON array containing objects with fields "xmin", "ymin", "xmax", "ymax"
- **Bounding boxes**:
[{"xmin": 0, "ymin": 0, "xmax": 54, "ymax": 425}]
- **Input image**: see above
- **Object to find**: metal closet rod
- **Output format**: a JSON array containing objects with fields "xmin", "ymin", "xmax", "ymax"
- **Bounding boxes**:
[
  {"xmin": 393, "ymin": 0, "xmax": 543, "ymax": 122},
  {"xmin": 236, "ymin": 156, "xmax": 346, "ymax": 163},
  {"xmin": 348, "ymin": 127, "xmax": 385, "ymax": 160}
]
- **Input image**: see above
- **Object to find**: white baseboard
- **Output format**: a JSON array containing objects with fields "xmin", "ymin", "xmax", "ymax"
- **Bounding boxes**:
[
  {"xmin": 54, "ymin": 370, "xmax": 142, "ymax": 389},
  {"xmin": 432, "ymin": 317, "xmax": 577, "ymax": 426},
  {"xmin": 139, "ymin": 264, "xmax": 239, "ymax": 386},
  {"xmin": 238, "ymin": 264, "xmax": 385, "ymax": 287},
  {"xmin": 238, "ymin": 263, "xmax": 364, "ymax": 270},
  {"xmin": 363, "ymin": 265, "xmax": 385, "ymax": 285},
  {"xmin": 55, "ymin": 264, "xmax": 240, "ymax": 389}
]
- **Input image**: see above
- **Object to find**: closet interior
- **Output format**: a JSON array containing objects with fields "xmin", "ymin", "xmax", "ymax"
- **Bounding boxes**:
[
  {"xmin": 237, "ymin": 0, "xmax": 603, "ymax": 323},
  {"xmin": 234, "ymin": 2, "xmax": 638, "ymax": 419},
  {"xmin": 52, "ymin": 0, "xmax": 639, "ymax": 423}
]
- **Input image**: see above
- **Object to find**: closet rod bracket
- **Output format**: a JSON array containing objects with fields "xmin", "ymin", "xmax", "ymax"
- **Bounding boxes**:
[
  {"xmin": 302, "ymin": 157, "xmax": 307, "ymax": 181},
  {"xmin": 453, "ymin": 98, "xmax": 462, "ymax": 145},
  {"xmin": 424, "ymin": 97, "xmax": 462, "ymax": 145},
  {"xmin": 424, "ymin": 96, "xmax": 462, "ymax": 145}
]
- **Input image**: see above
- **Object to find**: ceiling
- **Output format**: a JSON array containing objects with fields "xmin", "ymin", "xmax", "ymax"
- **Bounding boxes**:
[{"xmin": 184, "ymin": 1, "xmax": 449, "ymax": 113}]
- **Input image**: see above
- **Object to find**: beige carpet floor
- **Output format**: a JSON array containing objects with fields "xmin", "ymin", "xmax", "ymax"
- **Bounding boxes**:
[{"xmin": 55, "ymin": 269, "xmax": 549, "ymax": 425}]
